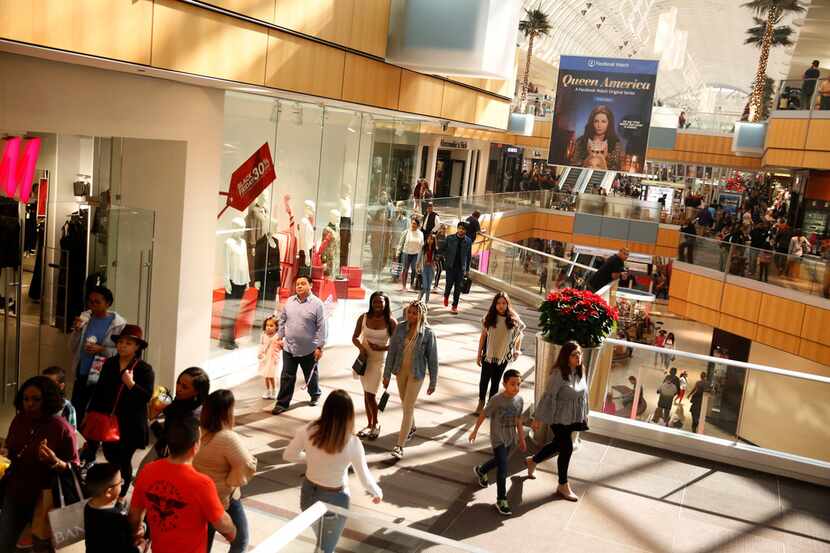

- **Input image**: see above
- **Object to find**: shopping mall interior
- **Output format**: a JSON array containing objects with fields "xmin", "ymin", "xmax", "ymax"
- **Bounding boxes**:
[{"xmin": 0, "ymin": 0, "xmax": 829, "ymax": 551}]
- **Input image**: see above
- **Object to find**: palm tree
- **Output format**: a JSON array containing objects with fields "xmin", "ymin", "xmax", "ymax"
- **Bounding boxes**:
[
  {"xmin": 745, "ymin": 16, "xmax": 794, "ymax": 48},
  {"xmin": 518, "ymin": 6, "xmax": 552, "ymax": 112},
  {"xmin": 743, "ymin": 0, "xmax": 806, "ymax": 121}
]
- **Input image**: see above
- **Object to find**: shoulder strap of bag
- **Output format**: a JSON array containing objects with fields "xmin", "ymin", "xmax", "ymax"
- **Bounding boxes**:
[{"xmin": 111, "ymin": 358, "xmax": 139, "ymax": 415}]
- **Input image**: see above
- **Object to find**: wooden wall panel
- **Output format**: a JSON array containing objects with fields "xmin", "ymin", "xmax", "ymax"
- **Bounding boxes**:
[
  {"xmin": 599, "ymin": 238, "xmax": 627, "ymax": 251},
  {"xmin": 686, "ymin": 274, "xmax": 723, "ymax": 310},
  {"xmin": 668, "ymin": 298, "xmax": 687, "ymax": 317},
  {"xmin": 686, "ymin": 304, "xmax": 720, "ymax": 327},
  {"xmin": 718, "ymin": 314, "xmax": 757, "ymax": 340},
  {"xmin": 763, "ymin": 148, "xmax": 805, "ymax": 168},
  {"xmin": 204, "ymin": 0, "xmax": 275, "ymax": 22},
  {"xmin": 656, "ymin": 227, "xmax": 680, "ymax": 248},
  {"xmin": 627, "ymin": 241, "xmax": 656, "ymax": 255},
  {"xmin": 756, "ymin": 326, "xmax": 800, "ymax": 355},
  {"xmin": 441, "ymin": 83, "xmax": 477, "ymax": 124},
  {"xmin": 572, "ymin": 234, "xmax": 600, "ymax": 247},
  {"xmin": 668, "ymin": 269, "xmax": 691, "ymax": 300},
  {"xmin": 721, "ymin": 283, "xmax": 762, "ymax": 322},
  {"xmin": 449, "ymin": 76, "xmax": 513, "ymax": 97},
  {"xmin": 342, "ymin": 54, "xmax": 401, "ymax": 110},
  {"xmin": 765, "ymin": 118, "xmax": 809, "ymax": 149},
  {"xmin": 0, "ymin": 0, "xmax": 153, "ymax": 64},
  {"xmin": 153, "ymin": 0, "xmax": 268, "ymax": 84},
  {"xmin": 475, "ymin": 94, "xmax": 510, "ymax": 129},
  {"xmin": 655, "ymin": 245, "xmax": 679, "ymax": 258},
  {"xmin": 802, "ymin": 151, "xmax": 830, "ymax": 170},
  {"xmin": 347, "ymin": 0, "xmax": 390, "ymax": 57},
  {"xmin": 274, "ymin": 0, "xmax": 353, "ymax": 46},
  {"xmin": 541, "ymin": 213, "xmax": 574, "ymax": 234},
  {"xmin": 398, "ymin": 70, "xmax": 443, "ymax": 117},
  {"xmin": 758, "ymin": 294, "xmax": 805, "ymax": 335},
  {"xmin": 800, "ymin": 305, "xmax": 830, "ymax": 344},
  {"xmin": 265, "ymin": 31, "xmax": 344, "ymax": 99},
  {"xmin": 798, "ymin": 339, "xmax": 830, "ymax": 366},
  {"xmin": 805, "ymin": 119, "xmax": 830, "ymax": 151}
]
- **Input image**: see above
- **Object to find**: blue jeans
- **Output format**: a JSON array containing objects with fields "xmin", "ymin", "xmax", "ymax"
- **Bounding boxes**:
[
  {"xmin": 479, "ymin": 444, "xmax": 511, "ymax": 500},
  {"xmin": 275, "ymin": 351, "xmax": 321, "ymax": 409},
  {"xmin": 402, "ymin": 253, "xmax": 418, "ymax": 287},
  {"xmin": 300, "ymin": 479, "xmax": 350, "ymax": 553},
  {"xmin": 207, "ymin": 497, "xmax": 249, "ymax": 553},
  {"xmin": 418, "ymin": 265, "xmax": 435, "ymax": 303},
  {"xmin": 444, "ymin": 266, "xmax": 464, "ymax": 307}
]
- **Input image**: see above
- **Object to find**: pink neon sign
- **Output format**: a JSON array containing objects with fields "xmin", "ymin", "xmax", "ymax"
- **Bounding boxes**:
[{"xmin": 0, "ymin": 136, "xmax": 41, "ymax": 203}]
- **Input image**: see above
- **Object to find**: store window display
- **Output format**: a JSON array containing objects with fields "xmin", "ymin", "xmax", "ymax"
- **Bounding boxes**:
[{"xmin": 211, "ymin": 92, "xmax": 423, "ymax": 374}]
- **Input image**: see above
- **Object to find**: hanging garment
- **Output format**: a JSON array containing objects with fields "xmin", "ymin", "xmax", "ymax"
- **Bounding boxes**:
[{"xmin": 254, "ymin": 235, "xmax": 281, "ymax": 303}]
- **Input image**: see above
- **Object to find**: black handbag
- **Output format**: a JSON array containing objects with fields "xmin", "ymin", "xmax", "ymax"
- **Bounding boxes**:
[
  {"xmin": 352, "ymin": 354, "xmax": 367, "ymax": 376},
  {"xmin": 378, "ymin": 389, "xmax": 390, "ymax": 412},
  {"xmin": 461, "ymin": 275, "xmax": 472, "ymax": 294},
  {"xmin": 414, "ymin": 273, "xmax": 423, "ymax": 291}
]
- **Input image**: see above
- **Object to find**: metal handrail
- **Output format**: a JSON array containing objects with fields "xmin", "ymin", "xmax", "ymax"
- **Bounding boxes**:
[{"xmin": 478, "ymin": 231, "xmax": 597, "ymax": 272}]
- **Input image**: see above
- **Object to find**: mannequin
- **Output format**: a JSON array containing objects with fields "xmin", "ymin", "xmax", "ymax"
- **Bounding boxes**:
[
  {"xmin": 254, "ymin": 229, "xmax": 281, "ymax": 303},
  {"xmin": 298, "ymin": 199, "xmax": 315, "ymax": 269},
  {"xmin": 279, "ymin": 194, "xmax": 298, "ymax": 289},
  {"xmin": 339, "ymin": 184, "xmax": 352, "ymax": 269},
  {"xmin": 246, "ymin": 196, "xmax": 269, "ymax": 275},
  {"xmin": 318, "ymin": 209, "xmax": 340, "ymax": 277},
  {"xmin": 221, "ymin": 217, "xmax": 250, "ymax": 350}
]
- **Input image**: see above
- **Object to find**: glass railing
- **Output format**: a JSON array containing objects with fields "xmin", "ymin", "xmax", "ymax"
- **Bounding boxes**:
[
  {"xmin": 593, "ymin": 337, "xmax": 830, "ymax": 468},
  {"xmin": 772, "ymin": 77, "xmax": 830, "ymax": 113},
  {"xmin": 474, "ymin": 232, "xmax": 596, "ymax": 301},
  {"xmin": 677, "ymin": 231, "xmax": 829, "ymax": 299},
  {"xmin": 252, "ymin": 501, "xmax": 491, "ymax": 552},
  {"xmin": 679, "ymin": 111, "xmax": 742, "ymax": 133}
]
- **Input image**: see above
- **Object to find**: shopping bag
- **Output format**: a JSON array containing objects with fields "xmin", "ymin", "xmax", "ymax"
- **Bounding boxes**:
[
  {"xmin": 49, "ymin": 469, "xmax": 87, "ymax": 549},
  {"xmin": 414, "ymin": 273, "xmax": 423, "ymax": 291},
  {"xmin": 390, "ymin": 262, "xmax": 403, "ymax": 279}
]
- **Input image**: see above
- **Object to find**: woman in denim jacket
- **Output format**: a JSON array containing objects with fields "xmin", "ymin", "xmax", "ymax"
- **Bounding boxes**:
[{"xmin": 382, "ymin": 300, "xmax": 438, "ymax": 459}]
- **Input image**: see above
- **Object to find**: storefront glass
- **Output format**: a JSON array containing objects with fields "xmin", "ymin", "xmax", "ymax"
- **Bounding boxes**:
[{"xmin": 211, "ymin": 92, "xmax": 423, "ymax": 374}]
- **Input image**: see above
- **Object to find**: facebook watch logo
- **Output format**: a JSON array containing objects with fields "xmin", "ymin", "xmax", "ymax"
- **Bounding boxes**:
[
  {"xmin": 0, "ymin": 137, "xmax": 41, "ymax": 203},
  {"xmin": 587, "ymin": 59, "xmax": 596, "ymax": 68}
]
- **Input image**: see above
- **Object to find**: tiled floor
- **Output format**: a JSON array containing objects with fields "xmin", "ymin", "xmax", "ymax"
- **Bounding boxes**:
[
  {"xmin": 55, "ymin": 285, "xmax": 830, "ymax": 552},
  {"xmin": 202, "ymin": 287, "xmax": 830, "ymax": 553}
]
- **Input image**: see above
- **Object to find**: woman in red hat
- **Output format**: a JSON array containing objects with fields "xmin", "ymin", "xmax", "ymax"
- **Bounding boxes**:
[{"xmin": 84, "ymin": 324, "xmax": 155, "ymax": 498}]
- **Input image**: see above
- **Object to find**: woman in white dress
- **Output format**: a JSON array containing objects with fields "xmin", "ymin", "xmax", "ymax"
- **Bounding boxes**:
[{"xmin": 351, "ymin": 291, "xmax": 397, "ymax": 440}]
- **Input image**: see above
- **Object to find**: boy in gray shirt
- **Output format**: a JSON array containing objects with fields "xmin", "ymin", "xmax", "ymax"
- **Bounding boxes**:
[{"xmin": 469, "ymin": 369, "xmax": 526, "ymax": 516}]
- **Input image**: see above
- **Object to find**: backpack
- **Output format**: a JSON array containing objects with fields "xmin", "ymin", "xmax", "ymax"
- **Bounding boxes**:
[{"xmin": 659, "ymin": 380, "xmax": 678, "ymax": 398}]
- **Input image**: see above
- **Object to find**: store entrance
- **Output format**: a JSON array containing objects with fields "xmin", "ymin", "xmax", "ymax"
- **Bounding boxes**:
[
  {"xmin": 434, "ymin": 149, "xmax": 466, "ymax": 198},
  {"xmin": 0, "ymin": 133, "xmax": 155, "ymax": 429}
]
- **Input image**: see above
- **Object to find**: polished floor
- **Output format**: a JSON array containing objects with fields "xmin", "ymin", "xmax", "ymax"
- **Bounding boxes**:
[{"xmin": 36, "ymin": 285, "xmax": 830, "ymax": 552}]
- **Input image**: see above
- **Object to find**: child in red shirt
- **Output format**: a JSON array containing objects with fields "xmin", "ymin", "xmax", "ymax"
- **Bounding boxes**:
[{"xmin": 129, "ymin": 417, "xmax": 235, "ymax": 553}]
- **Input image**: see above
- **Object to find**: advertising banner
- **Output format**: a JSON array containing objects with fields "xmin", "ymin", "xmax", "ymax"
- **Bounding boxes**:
[
  {"xmin": 218, "ymin": 142, "xmax": 276, "ymax": 218},
  {"xmin": 548, "ymin": 56, "xmax": 658, "ymax": 174}
]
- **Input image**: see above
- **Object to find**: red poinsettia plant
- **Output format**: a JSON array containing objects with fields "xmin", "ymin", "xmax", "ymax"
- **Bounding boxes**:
[{"xmin": 539, "ymin": 288, "xmax": 618, "ymax": 348}]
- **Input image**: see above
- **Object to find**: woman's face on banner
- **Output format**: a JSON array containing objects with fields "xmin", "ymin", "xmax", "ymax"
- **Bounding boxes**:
[{"xmin": 592, "ymin": 113, "xmax": 609, "ymax": 137}]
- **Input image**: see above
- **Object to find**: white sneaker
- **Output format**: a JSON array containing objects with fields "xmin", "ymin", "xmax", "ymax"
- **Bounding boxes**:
[{"xmin": 262, "ymin": 391, "xmax": 271, "ymax": 399}]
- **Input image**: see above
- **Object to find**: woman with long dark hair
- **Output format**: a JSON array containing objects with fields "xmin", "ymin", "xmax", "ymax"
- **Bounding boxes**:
[
  {"xmin": 525, "ymin": 340, "xmax": 589, "ymax": 501},
  {"xmin": 351, "ymin": 291, "xmax": 397, "ymax": 440},
  {"xmin": 0, "ymin": 376, "xmax": 78, "ymax": 551},
  {"xmin": 194, "ymin": 390, "xmax": 257, "ymax": 553},
  {"xmin": 417, "ymin": 234, "xmax": 438, "ymax": 304},
  {"xmin": 146, "ymin": 366, "xmax": 210, "ymax": 464},
  {"xmin": 284, "ymin": 390, "xmax": 382, "ymax": 553},
  {"xmin": 475, "ymin": 292, "xmax": 526, "ymax": 414},
  {"xmin": 571, "ymin": 105, "xmax": 624, "ymax": 170},
  {"xmin": 84, "ymin": 325, "xmax": 154, "ymax": 497}
]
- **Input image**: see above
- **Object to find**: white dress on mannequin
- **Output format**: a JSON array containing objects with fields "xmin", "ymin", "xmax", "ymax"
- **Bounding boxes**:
[{"xmin": 225, "ymin": 237, "xmax": 250, "ymax": 291}]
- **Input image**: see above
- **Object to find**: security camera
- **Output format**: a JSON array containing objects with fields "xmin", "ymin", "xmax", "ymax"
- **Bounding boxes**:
[{"xmin": 441, "ymin": 121, "xmax": 450, "ymax": 132}]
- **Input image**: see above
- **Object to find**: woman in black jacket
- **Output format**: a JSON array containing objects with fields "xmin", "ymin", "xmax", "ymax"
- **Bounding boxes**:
[{"xmin": 85, "ymin": 325, "xmax": 154, "ymax": 498}]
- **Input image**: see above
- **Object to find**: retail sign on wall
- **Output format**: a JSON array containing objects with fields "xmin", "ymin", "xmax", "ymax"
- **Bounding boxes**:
[
  {"xmin": 0, "ymin": 136, "xmax": 41, "ymax": 203},
  {"xmin": 548, "ymin": 56, "xmax": 658, "ymax": 174},
  {"xmin": 218, "ymin": 142, "xmax": 276, "ymax": 218}
]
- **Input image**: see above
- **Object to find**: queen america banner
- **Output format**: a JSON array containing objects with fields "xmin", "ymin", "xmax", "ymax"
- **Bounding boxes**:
[{"xmin": 547, "ymin": 56, "xmax": 658, "ymax": 174}]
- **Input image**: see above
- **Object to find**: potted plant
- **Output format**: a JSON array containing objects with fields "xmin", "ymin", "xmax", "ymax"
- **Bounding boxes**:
[{"xmin": 534, "ymin": 288, "xmax": 618, "ymax": 433}]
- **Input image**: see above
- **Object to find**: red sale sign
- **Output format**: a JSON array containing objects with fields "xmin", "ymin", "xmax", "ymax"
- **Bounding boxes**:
[{"xmin": 218, "ymin": 143, "xmax": 276, "ymax": 218}]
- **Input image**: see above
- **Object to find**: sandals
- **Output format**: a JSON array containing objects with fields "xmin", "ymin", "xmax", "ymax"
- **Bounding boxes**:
[
  {"xmin": 368, "ymin": 424, "xmax": 381, "ymax": 440},
  {"xmin": 357, "ymin": 426, "xmax": 373, "ymax": 439}
]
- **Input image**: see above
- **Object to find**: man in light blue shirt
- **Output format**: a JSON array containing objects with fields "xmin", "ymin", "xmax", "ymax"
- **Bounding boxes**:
[{"xmin": 272, "ymin": 275, "xmax": 326, "ymax": 415}]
